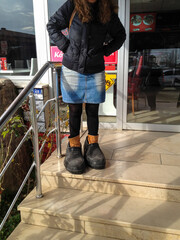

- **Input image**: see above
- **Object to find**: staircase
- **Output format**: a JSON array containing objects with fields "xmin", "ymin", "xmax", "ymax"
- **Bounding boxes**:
[{"xmin": 8, "ymin": 130, "xmax": 180, "ymax": 240}]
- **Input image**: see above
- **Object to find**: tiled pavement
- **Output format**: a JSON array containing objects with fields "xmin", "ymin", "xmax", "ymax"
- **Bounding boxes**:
[{"xmin": 8, "ymin": 129, "xmax": 180, "ymax": 240}]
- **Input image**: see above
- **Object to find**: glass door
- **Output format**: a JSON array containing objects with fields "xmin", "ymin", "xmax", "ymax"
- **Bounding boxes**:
[{"xmin": 123, "ymin": 0, "xmax": 180, "ymax": 132}]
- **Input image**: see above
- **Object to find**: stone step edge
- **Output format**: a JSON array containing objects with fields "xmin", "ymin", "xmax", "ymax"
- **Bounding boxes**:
[
  {"xmin": 41, "ymin": 174, "xmax": 180, "ymax": 203},
  {"xmin": 18, "ymin": 205, "xmax": 180, "ymax": 236},
  {"xmin": 40, "ymin": 171, "xmax": 180, "ymax": 191},
  {"xmin": 7, "ymin": 222, "xmax": 114, "ymax": 240}
]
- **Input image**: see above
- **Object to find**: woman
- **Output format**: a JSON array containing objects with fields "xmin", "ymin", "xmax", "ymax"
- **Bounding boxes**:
[{"xmin": 47, "ymin": 0, "xmax": 126, "ymax": 174}]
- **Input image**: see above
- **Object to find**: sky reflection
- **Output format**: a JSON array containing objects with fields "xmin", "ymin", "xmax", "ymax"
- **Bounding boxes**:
[{"xmin": 0, "ymin": 0, "xmax": 34, "ymax": 34}]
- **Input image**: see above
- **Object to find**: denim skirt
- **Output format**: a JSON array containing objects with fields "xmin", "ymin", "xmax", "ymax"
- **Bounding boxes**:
[{"xmin": 61, "ymin": 65, "xmax": 105, "ymax": 104}]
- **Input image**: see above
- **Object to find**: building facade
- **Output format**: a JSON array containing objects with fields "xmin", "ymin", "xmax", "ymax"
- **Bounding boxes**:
[{"xmin": 0, "ymin": 0, "xmax": 180, "ymax": 132}]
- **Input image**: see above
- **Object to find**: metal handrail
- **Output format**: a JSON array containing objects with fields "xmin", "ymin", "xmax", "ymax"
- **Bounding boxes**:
[
  {"xmin": 0, "ymin": 127, "xmax": 32, "ymax": 180},
  {"xmin": 0, "ymin": 61, "xmax": 51, "ymax": 129},
  {"xmin": 0, "ymin": 162, "xmax": 35, "ymax": 230},
  {"xmin": 0, "ymin": 61, "xmax": 62, "ymax": 231},
  {"xmin": 39, "ymin": 128, "xmax": 56, "ymax": 153},
  {"xmin": 37, "ymin": 98, "xmax": 55, "ymax": 120}
]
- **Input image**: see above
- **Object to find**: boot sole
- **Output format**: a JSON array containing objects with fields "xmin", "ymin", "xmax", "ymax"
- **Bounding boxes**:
[
  {"xmin": 85, "ymin": 159, "xmax": 105, "ymax": 169},
  {"xmin": 66, "ymin": 167, "xmax": 85, "ymax": 174},
  {"xmin": 87, "ymin": 163, "xmax": 105, "ymax": 169}
]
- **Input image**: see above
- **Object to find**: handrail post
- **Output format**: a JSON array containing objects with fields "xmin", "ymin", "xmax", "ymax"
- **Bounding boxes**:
[
  {"xmin": 52, "ymin": 67, "xmax": 62, "ymax": 158},
  {"xmin": 29, "ymin": 92, "xmax": 43, "ymax": 199}
]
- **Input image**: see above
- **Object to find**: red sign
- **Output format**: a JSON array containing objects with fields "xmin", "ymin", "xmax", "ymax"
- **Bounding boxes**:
[
  {"xmin": 50, "ymin": 46, "xmax": 63, "ymax": 62},
  {"xmin": 130, "ymin": 13, "xmax": 156, "ymax": 32},
  {"xmin": 104, "ymin": 51, "xmax": 118, "ymax": 64},
  {"xmin": 50, "ymin": 46, "xmax": 118, "ymax": 65},
  {"xmin": 0, "ymin": 57, "xmax": 7, "ymax": 70}
]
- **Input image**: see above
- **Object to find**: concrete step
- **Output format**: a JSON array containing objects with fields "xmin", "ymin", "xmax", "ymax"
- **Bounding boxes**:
[
  {"xmin": 41, "ymin": 152, "xmax": 180, "ymax": 202},
  {"xmin": 7, "ymin": 223, "xmax": 115, "ymax": 240},
  {"xmin": 18, "ymin": 187, "xmax": 180, "ymax": 240}
]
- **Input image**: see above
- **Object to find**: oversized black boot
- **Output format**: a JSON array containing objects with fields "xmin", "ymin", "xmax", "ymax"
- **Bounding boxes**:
[
  {"xmin": 84, "ymin": 135, "xmax": 106, "ymax": 169},
  {"xmin": 64, "ymin": 135, "xmax": 86, "ymax": 174}
]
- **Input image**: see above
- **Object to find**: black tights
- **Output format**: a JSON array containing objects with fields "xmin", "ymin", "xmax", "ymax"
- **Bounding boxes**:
[{"xmin": 69, "ymin": 103, "xmax": 99, "ymax": 138}]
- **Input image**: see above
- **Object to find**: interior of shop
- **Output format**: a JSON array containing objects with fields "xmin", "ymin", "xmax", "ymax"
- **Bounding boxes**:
[{"xmin": 128, "ymin": 0, "xmax": 180, "ymax": 125}]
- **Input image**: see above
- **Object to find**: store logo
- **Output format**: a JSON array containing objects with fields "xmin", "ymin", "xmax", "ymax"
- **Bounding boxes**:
[
  {"xmin": 50, "ymin": 46, "xmax": 63, "ymax": 62},
  {"xmin": 50, "ymin": 46, "xmax": 118, "ymax": 64},
  {"xmin": 130, "ymin": 13, "xmax": 156, "ymax": 32}
]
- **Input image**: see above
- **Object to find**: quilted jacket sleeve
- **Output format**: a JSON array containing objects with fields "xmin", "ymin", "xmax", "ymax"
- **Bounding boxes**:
[
  {"xmin": 47, "ymin": 0, "xmax": 74, "ymax": 53},
  {"xmin": 104, "ymin": 13, "xmax": 126, "ymax": 57}
]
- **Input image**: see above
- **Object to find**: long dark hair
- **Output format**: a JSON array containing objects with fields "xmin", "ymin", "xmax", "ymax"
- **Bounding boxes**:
[{"xmin": 74, "ymin": 0, "xmax": 115, "ymax": 24}]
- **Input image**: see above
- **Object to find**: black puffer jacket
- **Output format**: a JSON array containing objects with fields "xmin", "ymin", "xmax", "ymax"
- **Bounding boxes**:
[{"xmin": 47, "ymin": 0, "xmax": 126, "ymax": 74}]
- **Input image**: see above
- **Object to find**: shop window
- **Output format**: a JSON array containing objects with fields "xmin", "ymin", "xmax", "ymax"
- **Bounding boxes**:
[
  {"xmin": 127, "ymin": 0, "xmax": 180, "ymax": 124},
  {"xmin": 0, "ymin": 0, "xmax": 37, "ymax": 76}
]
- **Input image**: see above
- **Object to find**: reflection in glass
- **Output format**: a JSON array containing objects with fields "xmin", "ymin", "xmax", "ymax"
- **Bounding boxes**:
[
  {"xmin": 0, "ymin": 0, "xmax": 37, "ymax": 76},
  {"xmin": 128, "ymin": 0, "xmax": 180, "ymax": 125}
]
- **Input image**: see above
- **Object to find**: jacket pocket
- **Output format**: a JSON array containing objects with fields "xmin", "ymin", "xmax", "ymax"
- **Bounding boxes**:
[
  {"xmin": 64, "ymin": 43, "xmax": 80, "ymax": 63},
  {"xmin": 86, "ymin": 49, "xmax": 104, "ymax": 67}
]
